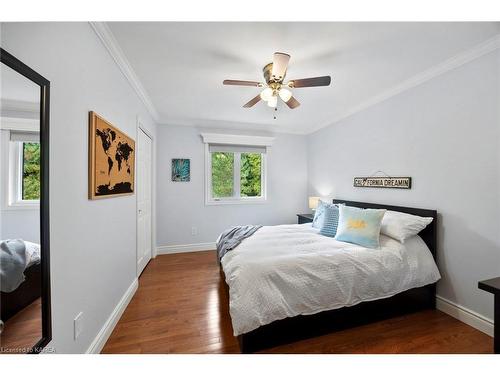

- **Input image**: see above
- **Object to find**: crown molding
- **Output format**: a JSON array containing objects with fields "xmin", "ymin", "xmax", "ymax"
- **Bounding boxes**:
[
  {"xmin": 157, "ymin": 116, "xmax": 307, "ymax": 135},
  {"xmin": 308, "ymin": 33, "xmax": 500, "ymax": 134},
  {"xmin": 89, "ymin": 22, "xmax": 160, "ymax": 122}
]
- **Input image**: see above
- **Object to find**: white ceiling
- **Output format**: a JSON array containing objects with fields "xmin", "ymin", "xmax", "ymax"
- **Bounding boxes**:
[{"xmin": 107, "ymin": 22, "xmax": 499, "ymax": 134}]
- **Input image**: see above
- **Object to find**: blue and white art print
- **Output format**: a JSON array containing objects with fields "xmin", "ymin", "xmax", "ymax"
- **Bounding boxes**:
[{"xmin": 171, "ymin": 159, "xmax": 190, "ymax": 182}]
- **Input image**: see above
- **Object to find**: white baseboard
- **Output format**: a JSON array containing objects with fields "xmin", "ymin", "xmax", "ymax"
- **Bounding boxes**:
[
  {"xmin": 86, "ymin": 278, "xmax": 139, "ymax": 354},
  {"xmin": 156, "ymin": 242, "xmax": 216, "ymax": 255},
  {"xmin": 436, "ymin": 295, "xmax": 494, "ymax": 337}
]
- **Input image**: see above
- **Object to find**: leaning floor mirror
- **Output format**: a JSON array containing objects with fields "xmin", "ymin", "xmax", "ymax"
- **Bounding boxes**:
[{"xmin": 0, "ymin": 48, "xmax": 51, "ymax": 354}]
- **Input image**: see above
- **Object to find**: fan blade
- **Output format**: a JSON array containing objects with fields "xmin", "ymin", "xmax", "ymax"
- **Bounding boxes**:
[
  {"xmin": 285, "ymin": 96, "xmax": 300, "ymax": 109},
  {"xmin": 223, "ymin": 79, "xmax": 261, "ymax": 87},
  {"xmin": 289, "ymin": 76, "xmax": 331, "ymax": 88},
  {"xmin": 243, "ymin": 94, "xmax": 262, "ymax": 108},
  {"xmin": 271, "ymin": 52, "xmax": 290, "ymax": 81}
]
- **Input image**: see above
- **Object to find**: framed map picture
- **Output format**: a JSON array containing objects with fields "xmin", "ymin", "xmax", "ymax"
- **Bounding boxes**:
[
  {"xmin": 172, "ymin": 159, "xmax": 190, "ymax": 182},
  {"xmin": 88, "ymin": 111, "xmax": 135, "ymax": 199}
]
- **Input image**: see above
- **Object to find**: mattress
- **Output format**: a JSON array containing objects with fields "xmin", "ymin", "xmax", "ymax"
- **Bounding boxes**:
[{"xmin": 221, "ymin": 223, "xmax": 441, "ymax": 336}]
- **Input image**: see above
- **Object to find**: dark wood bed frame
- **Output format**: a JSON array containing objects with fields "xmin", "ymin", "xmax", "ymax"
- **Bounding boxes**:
[
  {"xmin": 220, "ymin": 199, "xmax": 438, "ymax": 353},
  {"xmin": 1, "ymin": 263, "xmax": 42, "ymax": 322}
]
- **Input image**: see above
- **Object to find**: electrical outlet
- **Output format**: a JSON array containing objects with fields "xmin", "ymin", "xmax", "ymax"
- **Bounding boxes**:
[
  {"xmin": 191, "ymin": 226, "xmax": 198, "ymax": 236},
  {"xmin": 74, "ymin": 312, "xmax": 84, "ymax": 340}
]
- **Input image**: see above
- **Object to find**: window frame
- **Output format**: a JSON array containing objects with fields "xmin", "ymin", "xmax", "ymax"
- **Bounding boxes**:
[
  {"xmin": 10, "ymin": 140, "xmax": 40, "ymax": 208},
  {"xmin": 0, "ymin": 121, "xmax": 40, "ymax": 211},
  {"xmin": 205, "ymin": 144, "xmax": 267, "ymax": 205}
]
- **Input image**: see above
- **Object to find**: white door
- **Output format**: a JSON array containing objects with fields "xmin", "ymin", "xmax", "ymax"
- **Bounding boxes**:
[{"xmin": 137, "ymin": 127, "xmax": 153, "ymax": 276}]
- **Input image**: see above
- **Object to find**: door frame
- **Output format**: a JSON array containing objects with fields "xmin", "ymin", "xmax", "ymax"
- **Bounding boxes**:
[{"xmin": 136, "ymin": 116, "xmax": 155, "ymax": 278}]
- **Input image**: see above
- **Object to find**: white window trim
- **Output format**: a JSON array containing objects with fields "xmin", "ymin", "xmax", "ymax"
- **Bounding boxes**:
[
  {"xmin": 201, "ymin": 133, "xmax": 275, "ymax": 147},
  {"xmin": 12, "ymin": 141, "xmax": 40, "ymax": 208},
  {"xmin": 202, "ymin": 133, "xmax": 274, "ymax": 206},
  {"xmin": 0, "ymin": 124, "xmax": 40, "ymax": 211}
]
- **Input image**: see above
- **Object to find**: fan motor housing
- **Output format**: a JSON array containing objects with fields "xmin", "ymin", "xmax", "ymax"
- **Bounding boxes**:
[{"xmin": 263, "ymin": 62, "xmax": 286, "ymax": 84}]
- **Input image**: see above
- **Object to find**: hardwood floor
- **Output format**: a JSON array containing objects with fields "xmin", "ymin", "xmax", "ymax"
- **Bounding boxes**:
[
  {"xmin": 102, "ymin": 250, "xmax": 493, "ymax": 354},
  {"xmin": 0, "ymin": 298, "xmax": 42, "ymax": 354}
]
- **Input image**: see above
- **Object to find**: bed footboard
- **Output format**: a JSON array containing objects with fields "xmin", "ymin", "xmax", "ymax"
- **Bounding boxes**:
[
  {"xmin": 1, "ymin": 263, "xmax": 42, "ymax": 322},
  {"xmin": 237, "ymin": 283, "xmax": 436, "ymax": 353}
]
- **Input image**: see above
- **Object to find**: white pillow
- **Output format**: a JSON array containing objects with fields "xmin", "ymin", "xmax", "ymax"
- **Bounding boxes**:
[{"xmin": 380, "ymin": 210, "xmax": 433, "ymax": 243}]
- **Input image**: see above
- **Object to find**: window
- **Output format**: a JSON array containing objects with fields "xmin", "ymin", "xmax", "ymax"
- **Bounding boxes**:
[
  {"xmin": 211, "ymin": 152, "xmax": 234, "ymax": 198},
  {"xmin": 21, "ymin": 142, "xmax": 41, "ymax": 200},
  {"xmin": 203, "ymin": 133, "xmax": 274, "ymax": 205},
  {"xmin": 208, "ymin": 146, "xmax": 266, "ymax": 204},
  {"xmin": 3, "ymin": 130, "xmax": 40, "ymax": 208},
  {"xmin": 210, "ymin": 149, "xmax": 264, "ymax": 201}
]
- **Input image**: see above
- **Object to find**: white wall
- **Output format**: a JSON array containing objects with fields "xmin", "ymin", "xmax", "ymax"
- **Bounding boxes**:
[
  {"xmin": 1, "ymin": 22, "xmax": 157, "ymax": 353},
  {"xmin": 307, "ymin": 50, "xmax": 500, "ymax": 321},
  {"xmin": 0, "ymin": 128, "xmax": 40, "ymax": 243},
  {"xmin": 1, "ymin": 210, "xmax": 40, "ymax": 243},
  {"xmin": 156, "ymin": 125, "xmax": 308, "ymax": 248}
]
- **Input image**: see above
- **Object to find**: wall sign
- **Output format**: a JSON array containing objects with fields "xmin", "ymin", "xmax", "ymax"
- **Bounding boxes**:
[{"xmin": 353, "ymin": 176, "xmax": 412, "ymax": 189}]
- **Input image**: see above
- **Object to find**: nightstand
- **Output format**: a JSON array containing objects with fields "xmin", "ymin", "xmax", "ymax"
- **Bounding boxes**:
[
  {"xmin": 297, "ymin": 213, "xmax": 314, "ymax": 224},
  {"xmin": 478, "ymin": 277, "xmax": 500, "ymax": 354}
]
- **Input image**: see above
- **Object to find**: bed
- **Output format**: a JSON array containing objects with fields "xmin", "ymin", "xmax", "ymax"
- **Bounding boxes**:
[
  {"xmin": 1, "ymin": 241, "xmax": 42, "ymax": 322},
  {"xmin": 219, "ymin": 199, "xmax": 440, "ymax": 352}
]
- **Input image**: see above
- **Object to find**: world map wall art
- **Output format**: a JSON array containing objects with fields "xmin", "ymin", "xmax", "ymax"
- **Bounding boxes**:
[{"xmin": 88, "ymin": 111, "xmax": 135, "ymax": 199}]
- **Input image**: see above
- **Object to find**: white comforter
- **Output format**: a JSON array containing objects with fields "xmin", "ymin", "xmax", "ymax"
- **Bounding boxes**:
[
  {"xmin": 25, "ymin": 241, "xmax": 41, "ymax": 267},
  {"xmin": 221, "ymin": 223, "xmax": 441, "ymax": 336}
]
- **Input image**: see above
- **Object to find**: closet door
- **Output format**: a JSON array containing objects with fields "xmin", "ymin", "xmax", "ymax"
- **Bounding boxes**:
[{"xmin": 137, "ymin": 127, "xmax": 152, "ymax": 276}]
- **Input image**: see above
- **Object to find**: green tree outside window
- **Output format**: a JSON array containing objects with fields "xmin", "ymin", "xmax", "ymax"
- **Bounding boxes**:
[
  {"xmin": 22, "ymin": 142, "xmax": 41, "ymax": 200},
  {"xmin": 211, "ymin": 152, "xmax": 234, "ymax": 197},
  {"xmin": 240, "ymin": 153, "xmax": 261, "ymax": 197}
]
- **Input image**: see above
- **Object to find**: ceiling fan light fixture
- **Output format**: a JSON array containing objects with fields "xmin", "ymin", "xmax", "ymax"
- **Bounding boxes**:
[
  {"xmin": 267, "ymin": 95, "xmax": 278, "ymax": 108},
  {"xmin": 260, "ymin": 87, "xmax": 273, "ymax": 101},
  {"xmin": 223, "ymin": 52, "xmax": 331, "ymax": 110},
  {"xmin": 279, "ymin": 88, "xmax": 292, "ymax": 102}
]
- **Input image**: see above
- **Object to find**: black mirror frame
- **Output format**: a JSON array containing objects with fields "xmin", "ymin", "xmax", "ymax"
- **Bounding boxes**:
[{"xmin": 1, "ymin": 48, "xmax": 51, "ymax": 354}]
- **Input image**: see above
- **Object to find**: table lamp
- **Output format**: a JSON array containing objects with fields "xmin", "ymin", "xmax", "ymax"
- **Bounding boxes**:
[{"xmin": 309, "ymin": 196, "xmax": 320, "ymax": 211}]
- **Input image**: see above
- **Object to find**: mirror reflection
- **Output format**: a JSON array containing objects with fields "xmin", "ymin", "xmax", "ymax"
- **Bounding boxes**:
[{"xmin": 0, "ymin": 62, "xmax": 42, "ymax": 353}]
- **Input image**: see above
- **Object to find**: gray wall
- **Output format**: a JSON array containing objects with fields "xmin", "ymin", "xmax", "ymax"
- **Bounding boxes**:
[
  {"xmin": 307, "ymin": 50, "xmax": 500, "ymax": 320},
  {"xmin": 156, "ymin": 125, "xmax": 308, "ymax": 247},
  {"xmin": 1, "ymin": 22, "xmax": 157, "ymax": 353}
]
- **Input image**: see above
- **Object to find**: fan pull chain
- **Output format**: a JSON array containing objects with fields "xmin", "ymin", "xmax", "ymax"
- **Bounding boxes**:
[{"xmin": 274, "ymin": 107, "xmax": 277, "ymax": 120}]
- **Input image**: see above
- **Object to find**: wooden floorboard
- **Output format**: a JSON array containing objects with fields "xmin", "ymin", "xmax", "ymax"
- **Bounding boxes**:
[
  {"xmin": 0, "ymin": 298, "xmax": 42, "ymax": 353},
  {"xmin": 102, "ymin": 250, "xmax": 493, "ymax": 354}
]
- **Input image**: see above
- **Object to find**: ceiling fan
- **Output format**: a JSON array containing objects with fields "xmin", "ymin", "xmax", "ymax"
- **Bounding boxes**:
[{"xmin": 223, "ymin": 52, "xmax": 331, "ymax": 110}]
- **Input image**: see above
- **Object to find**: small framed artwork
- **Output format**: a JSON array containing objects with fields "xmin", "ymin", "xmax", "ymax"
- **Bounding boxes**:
[
  {"xmin": 88, "ymin": 111, "xmax": 135, "ymax": 199},
  {"xmin": 172, "ymin": 158, "xmax": 190, "ymax": 182}
]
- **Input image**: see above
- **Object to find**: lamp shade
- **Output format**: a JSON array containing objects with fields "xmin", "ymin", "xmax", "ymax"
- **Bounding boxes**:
[
  {"xmin": 260, "ymin": 87, "xmax": 273, "ymax": 101},
  {"xmin": 267, "ymin": 95, "xmax": 278, "ymax": 107},
  {"xmin": 309, "ymin": 196, "xmax": 320, "ymax": 210},
  {"xmin": 279, "ymin": 88, "xmax": 292, "ymax": 102}
]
